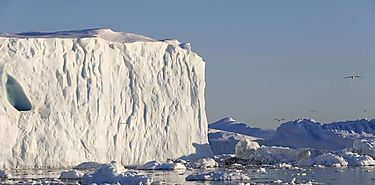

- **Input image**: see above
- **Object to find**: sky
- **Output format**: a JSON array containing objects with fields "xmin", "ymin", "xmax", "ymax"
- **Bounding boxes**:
[{"xmin": 0, "ymin": 0, "xmax": 374, "ymax": 128}]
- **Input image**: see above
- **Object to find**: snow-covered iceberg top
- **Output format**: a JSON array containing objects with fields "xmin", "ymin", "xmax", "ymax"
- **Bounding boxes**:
[{"xmin": 0, "ymin": 28, "xmax": 191, "ymax": 50}]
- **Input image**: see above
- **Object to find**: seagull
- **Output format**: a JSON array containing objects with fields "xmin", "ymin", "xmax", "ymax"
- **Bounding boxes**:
[
  {"xmin": 274, "ymin": 118, "xmax": 285, "ymax": 122},
  {"xmin": 344, "ymin": 75, "xmax": 361, "ymax": 80}
]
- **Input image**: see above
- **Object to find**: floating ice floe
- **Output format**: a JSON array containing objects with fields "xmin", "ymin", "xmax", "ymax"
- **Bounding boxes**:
[
  {"xmin": 16, "ymin": 179, "xmax": 64, "ymax": 185},
  {"xmin": 185, "ymin": 171, "xmax": 250, "ymax": 181},
  {"xmin": 187, "ymin": 157, "xmax": 218, "ymax": 169},
  {"xmin": 137, "ymin": 160, "xmax": 186, "ymax": 170},
  {"xmin": 274, "ymin": 163, "xmax": 294, "ymax": 169},
  {"xmin": 336, "ymin": 151, "xmax": 375, "ymax": 166},
  {"xmin": 213, "ymin": 154, "xmax": 236, "ymax": 164},
  {"xmin": 313, "ymin": 153, "xmax": 348, "ymax": 167},
  {"xmin": 235, "ymin": 139, "xmax": 260, "ymax": 158},
  {"xmin": 273, "ymin": 178, "xmax": 315, "ymax": 185},
  {"xmin": 81, "ymin": 161, "xmax": 152, "ymax": 185},
  {"xmin": 274, "ymin": 179, "xmax": 284, "ymax": 184},
  {"xmin": 234, "ymin": 139, "xmax": 375, "ymax": 167},
  {"xmin": 300, "ymin": 151, "xmax": 375, "ymax": 167},
  {"xmin": 235, "ymin": 139, "xmax": 311, "ymax": 165},
  {"xmin": 59, "ymin": 169, "xmax": 84, "ymax": 179},
  {"xmin": 256, "ymin": 167, "xmax": 267, "ymax": 173},
  {"xmin": 74, "ymin": 161, "xmax": 104, "ymax": 170},
  {"xmin": 351, "ymin": 139, "xmax": 375, "ymax": 158}
]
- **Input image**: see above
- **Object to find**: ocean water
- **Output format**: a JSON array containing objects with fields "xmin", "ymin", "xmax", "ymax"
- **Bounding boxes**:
[{"xmin": 1, "ymin": 166, "xmax": 375, "ymax": 184}]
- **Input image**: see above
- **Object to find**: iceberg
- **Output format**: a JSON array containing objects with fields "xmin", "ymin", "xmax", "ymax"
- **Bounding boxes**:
[
  {"xmin": 209, "ymin": 117, "xmax": 274, "ymax": 139},
  {"xmin": 59, "ymin": 169, "xmax": 84, "ymax": 179},
  {"xmin": 208, "ymin": 128, "xmax": 261, "ymax": 155},
  {"xmin": 351, "ymin": 139, "xmax": 375, "ymax": 158},
  {"xmin": 137, "ymin": 160, "xmax": 186, "ymax": 171},
  {"xmin": 208, "ymin": 117, "xmax": 274, "ymax": 155},
  {"xmin": 264, "ymin": 119, "xmax": 375, "ymax": 150},
  {"xmin": 0, "ymin": 28, "xmax": 212, "ymax": 168}
]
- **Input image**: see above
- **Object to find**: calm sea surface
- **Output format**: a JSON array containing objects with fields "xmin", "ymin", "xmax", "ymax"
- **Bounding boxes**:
[{"xmin": 1, "ymin": 166, "xmax": 375, "ymax": 184}]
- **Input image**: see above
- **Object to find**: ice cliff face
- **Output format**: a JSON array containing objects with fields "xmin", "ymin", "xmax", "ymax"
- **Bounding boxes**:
[{"xmin": 0, "ymin": 28, "xmax": 212, "ymax": 168}]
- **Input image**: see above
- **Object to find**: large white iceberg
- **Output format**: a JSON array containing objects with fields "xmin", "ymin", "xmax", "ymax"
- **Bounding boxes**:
[{"xmin": 0, "ymin": 28, "xmax": 212, "ymax": 168}]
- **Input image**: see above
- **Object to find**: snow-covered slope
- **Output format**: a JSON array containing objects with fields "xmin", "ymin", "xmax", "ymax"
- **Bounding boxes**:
[
  {"xmin": 265, "ymin": 119, "xmax": 375, "ymax": 150},
  {"xmin": 0, "ymin": 28, "xmax": 211, "ymax": 168},
  {"xmin": 208, "ymin": 117, "xmax": 274, "ymax": 139}
]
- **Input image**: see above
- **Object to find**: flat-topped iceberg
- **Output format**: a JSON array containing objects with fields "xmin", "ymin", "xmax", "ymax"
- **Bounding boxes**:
[{"xmin": 0, "ymin": 28, "xmax": 212, "ymax": 168}]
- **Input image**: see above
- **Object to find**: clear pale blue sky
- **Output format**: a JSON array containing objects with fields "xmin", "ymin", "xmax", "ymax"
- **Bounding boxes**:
[{"xmin": 0, "ymin": 0, "xmax": 374, "ymax": 128}]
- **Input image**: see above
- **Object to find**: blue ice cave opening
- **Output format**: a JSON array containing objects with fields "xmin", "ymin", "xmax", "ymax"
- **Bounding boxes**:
[{"xmin": 6, "ymin": 75, "xmax": 32, "ymax": 111}]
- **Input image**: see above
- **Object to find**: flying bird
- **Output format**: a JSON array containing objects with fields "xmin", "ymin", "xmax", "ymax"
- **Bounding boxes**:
[
  {"xmin": 344, "ymin": 75, "xmax": 361, "ymax": 80},
  {"xmin": 274, "ymin": 118, "xmax": 285, "ymax": 122}
]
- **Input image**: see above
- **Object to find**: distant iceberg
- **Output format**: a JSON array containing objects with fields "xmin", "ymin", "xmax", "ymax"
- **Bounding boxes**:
[{"xmin": 264, "ymin": 119, "xmax": 375, "ymax": 150}]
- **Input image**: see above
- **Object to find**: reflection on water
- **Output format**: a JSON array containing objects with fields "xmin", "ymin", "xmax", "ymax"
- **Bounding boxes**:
[{"xmin": 1, "ymin": 166, "xmax": 375, "ymax": 184}]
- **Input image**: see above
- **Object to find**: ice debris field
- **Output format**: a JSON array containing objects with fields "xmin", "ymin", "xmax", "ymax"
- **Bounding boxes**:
[{"xmin": 0, "ymin": 29, "xmax": 374, "ymax": 184}]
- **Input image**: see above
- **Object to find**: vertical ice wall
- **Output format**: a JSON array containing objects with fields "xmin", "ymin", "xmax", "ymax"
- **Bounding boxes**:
[{"xmin": 0, "ymin": 29, "xmax": 212, "ymax": 168}]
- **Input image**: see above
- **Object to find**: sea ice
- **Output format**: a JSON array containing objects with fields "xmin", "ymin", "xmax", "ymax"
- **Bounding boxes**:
[
  {"xmin": 235, "ymin": 139, "xmax": 311, "ymax": 165},
  {"xmin": 185, "ymin": 171, "xmax": 250, "ymax": 181},
  {"xmin": 314, "ymin": 153, "xmax": 348, "ymax": 167},
  {"xmin": 337, "ymin": 151, "xmax": 375, "ymax": 166},
  {"xmin": 234, "ymin": 139, "xmax": 375, "ymax": 167},
  {"xmin": 351, "ymin": 139, "xmax": 375, "ymax": 158},
  {"xmin": 81, "ymin": 161, "xmax": 152, "ymax": 185},
  {"xmin": 137, "ymin": 160, "xmax": 186, "ymax": 170},
  {"xmin": 187, "ymin": 157, "xmax": 218, "ymax": 169},
  {"xmin": 59, "ymin": 169, "xmax": 84, "ymax": 179}
]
